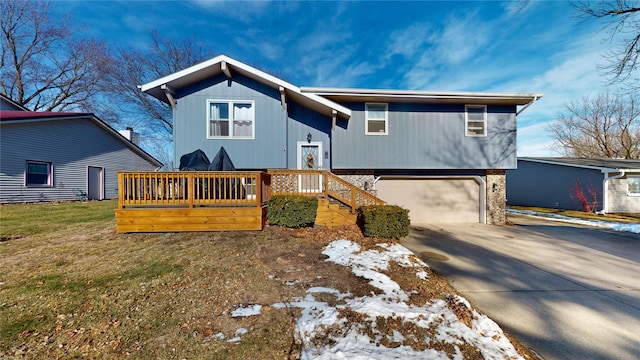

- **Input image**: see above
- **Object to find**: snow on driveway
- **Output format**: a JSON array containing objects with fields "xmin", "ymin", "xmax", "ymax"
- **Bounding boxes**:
[
  {"xmin": 227, "ymin": 239, "xmax": 524, "ymax": 360},
  {"xmin": 507, "ymin": 209, "xmax": 640, "ymax": 234}
]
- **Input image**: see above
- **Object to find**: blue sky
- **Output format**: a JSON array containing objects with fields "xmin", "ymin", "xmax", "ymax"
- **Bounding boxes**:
[{"xmin": 53, "ymin": 0, "xmax": 622, "ymax": 157}]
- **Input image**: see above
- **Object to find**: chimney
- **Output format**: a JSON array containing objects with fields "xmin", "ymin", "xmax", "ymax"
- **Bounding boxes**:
[{"xmin": 119, "ymin": 127, "xmax": 140, "ymax": 146}]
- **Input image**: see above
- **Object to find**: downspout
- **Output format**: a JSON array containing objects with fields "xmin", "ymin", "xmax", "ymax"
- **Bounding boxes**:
[
  {"xmin": 330, "ymin": 110, "xmax": 337, "ymax": 170},
  {"xmin": 279, "ymin": 86, "xmax": 288, "ymax": 168},
  {"xmin": 602, "ymin": 170, "xmax": 625, "ymax": 214}
]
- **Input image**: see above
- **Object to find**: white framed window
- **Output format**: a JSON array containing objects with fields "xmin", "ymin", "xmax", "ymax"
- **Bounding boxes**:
[
  {"xmin": 465, "ymin": 105, "xmax": 487, "ymax": 137},
  {"xmin": 26, "ymin": 160, "xmax": 52, "ymax": 187},
  {"xmin": 628, "ymin": 176, "xmax": 640, "ymax": 196},
  {"xmin": 365, "ymin": 102, "xmax": 388, "ymax": 135},
  {"xmin": 207, "ymin": 100, "xmax": 255, "ymax": 139}
]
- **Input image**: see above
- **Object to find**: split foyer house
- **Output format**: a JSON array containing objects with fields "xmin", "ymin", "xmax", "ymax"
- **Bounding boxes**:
[
  {"xmin": 0, "ymin": 94, "xmax": 162, "ymax": 203},
  {"xmin": 139, "ymin": 55, "xmax": 543, "ymax": 225}
]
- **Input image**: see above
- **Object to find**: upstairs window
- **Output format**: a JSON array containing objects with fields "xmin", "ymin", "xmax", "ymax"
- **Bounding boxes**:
[
  {"xmin": 207, "ymin": 100, "xmax": 255, "ymax": 139},
  {"xmin": 465, "ymin": 105, "xmax": 487, "ymax": 137},
  {"xmin": 365, "ymin": 103, "xmax": 388, "ymax": 135},
  {"xmin": 26, "ymin": 161, "xmax": 52, "ymax": 187}
]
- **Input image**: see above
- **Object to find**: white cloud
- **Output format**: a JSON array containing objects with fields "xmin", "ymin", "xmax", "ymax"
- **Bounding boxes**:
[{"xmin": 517, "ymin": 121, "xmax": 557, "ymax": 157}]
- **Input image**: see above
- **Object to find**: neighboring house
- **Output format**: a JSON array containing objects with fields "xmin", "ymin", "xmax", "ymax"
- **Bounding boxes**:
[
  {"xmin": 507, "ymin": 157, "xmax": 640, "ymax": 214},
  {"xmin": 0, "ymin": 97, "xmax": 162, "ymax": 203},
  {"xmin": 0, "ymin": 93, "xmax": 28, "ymax": 111},
  {"xmin": 139, "ymin": 55, "xmax": 542, "ymax": 224}
]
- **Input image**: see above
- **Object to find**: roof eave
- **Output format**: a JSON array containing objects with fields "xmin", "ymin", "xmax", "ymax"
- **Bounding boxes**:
[
  {"xmin": 518, "ymin": 157, "xmax": 640, "ymax": 173},
  {"xmin": 139, "ymin": 55, "xmax": 351, "ymax": 120},
  {"xmin": 301, "ymin": 87, "xmax": 544, "ymax": 106}
]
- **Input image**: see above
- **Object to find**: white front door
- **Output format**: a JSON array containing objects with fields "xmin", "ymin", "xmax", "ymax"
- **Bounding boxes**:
[{"xmin": 297, "ymin": 142, "xmax": 322, "ymax": 192}]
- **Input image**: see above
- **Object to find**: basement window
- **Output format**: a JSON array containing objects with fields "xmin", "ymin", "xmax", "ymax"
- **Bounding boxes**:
[
  {"xmin": 628, "ymin": 176, "xmax": 640, "ymax": 195},
  {"xmin": 26, "ymin": 160, "xmax": 52, "ymax": 187},
  {"xmin": 465, "ymin": 105, "xmax": 487, "ymax": 137}
]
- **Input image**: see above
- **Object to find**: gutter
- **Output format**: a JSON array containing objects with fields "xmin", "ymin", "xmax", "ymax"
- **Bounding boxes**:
[{"xmin": 602, "ymin": 171, "xmax": 626, "ymax": 214}]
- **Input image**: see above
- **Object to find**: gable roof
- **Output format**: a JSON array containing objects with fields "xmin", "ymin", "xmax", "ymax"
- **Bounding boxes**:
[
  {"xmin": 1, "ymin": 110, "xmax": 163, "ymax": 168},
  {"xmin": 520, "ymin": 157, "xmax": 640, "ymax": 172},
  {"xmin": 0, "ymin": 94, "xmax": 29, "ymax": 111},
  {"xmin": 139, "ymin": 54, "xmax": 352, "ymax": 120}
]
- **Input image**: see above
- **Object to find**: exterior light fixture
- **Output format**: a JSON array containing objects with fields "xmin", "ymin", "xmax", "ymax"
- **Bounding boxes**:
[{"xmin": 307, "ymin": 133, "xmax": 312, "ymax": 143}]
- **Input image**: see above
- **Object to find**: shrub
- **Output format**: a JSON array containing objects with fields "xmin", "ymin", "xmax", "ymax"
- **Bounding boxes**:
[
  {"xmin": 357, "ymin": 205, "xmax": 410, "ymax": 239},
  {"xmin": 267, "ymin": 195, "xmax": 318, "ymax": 228}
]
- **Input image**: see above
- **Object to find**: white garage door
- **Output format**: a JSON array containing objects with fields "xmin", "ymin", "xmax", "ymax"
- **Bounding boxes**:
[{"xmin": 375, "ymin": 178, "xmax": 481, "ymax": 223}]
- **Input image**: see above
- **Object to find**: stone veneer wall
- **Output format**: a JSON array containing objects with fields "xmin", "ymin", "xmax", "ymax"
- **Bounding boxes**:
[
  {"xmin": 486, "ymin": 169, "xmax": 506, "ymax": 225},
  {"xmin": 335, "ymin": 173, "xmax": 377, "ymax": 196}
]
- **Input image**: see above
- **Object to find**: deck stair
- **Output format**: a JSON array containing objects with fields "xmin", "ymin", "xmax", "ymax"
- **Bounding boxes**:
[{"xmin": 315, "ymin": 199, "xmax": 357, "ymax": 227}]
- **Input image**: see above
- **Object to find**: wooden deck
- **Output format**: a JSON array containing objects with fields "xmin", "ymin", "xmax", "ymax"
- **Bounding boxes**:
[{"xmin": 115, "ymin": 170, "xmax": 384, "ymax": 233}]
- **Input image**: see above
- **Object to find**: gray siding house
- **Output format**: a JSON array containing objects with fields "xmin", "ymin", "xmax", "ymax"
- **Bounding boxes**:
[
  {"xmin": 0, "ymin": 108, "xmax": 162, "ymax": 203},
  {"xmin": 507, "ymin": 157, "xmax": 640, "ymax": 214},
  {"xmin": 140, "ymin": 55, "xmax": 542, "ymax": 224}
]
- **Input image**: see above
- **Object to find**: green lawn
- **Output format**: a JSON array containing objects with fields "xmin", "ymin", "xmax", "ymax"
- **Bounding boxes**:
[{"xmin": 1, "ymin": 200, "xmax": 116, "ymax": 237}]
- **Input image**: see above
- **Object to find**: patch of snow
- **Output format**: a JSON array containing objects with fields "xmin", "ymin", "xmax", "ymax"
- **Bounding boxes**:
[
  {"xmin": 226, "ymin": 328, "xmax": 248, "ymax": 343},
  {"xmin": 508, "ymin": 209, "xmax": 640, "ymax": 234},
  {"xmin": 231, "ymin": 304, "xmax": 262, "ymax": 317},
  {"xmin": 232, "ymin": 239, "xmax": 524, "ymax": 359},
  {"xmin": 416, "ymin": 270, "xmax": 429, "ymax": 280}
]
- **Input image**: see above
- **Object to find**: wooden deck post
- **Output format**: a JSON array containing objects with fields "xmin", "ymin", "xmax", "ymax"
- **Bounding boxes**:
[
  {"xmin": 323, "ymin": 170, "xmax": 329, "ymax": 199},
  {"xmin": 255, "ymin": 173, "xmax": 262, "ymax": 208},
  {"xmin": 188, "ymin": 173, "xmax": 194, "ymax": 208},
  {"xmin": 117, "ymin": 173, "xmax": 124, "ymax": 209},
  {"xmin": 351, "ymin": 189, "xmax": 356, "ymax": 213}
]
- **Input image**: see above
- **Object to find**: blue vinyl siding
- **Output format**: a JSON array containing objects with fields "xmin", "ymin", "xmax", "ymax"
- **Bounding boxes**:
[
  {"xmin": 332, "ymin": 103, "xmax": 517, "ymax": 170},
  {"xmin": 286, "ymin": 102, "xmax": 331, "ymax": 169},
  {"xmin": 0, "ymin": 119, "xmax": 158, "ymax": 203},
  {"xmin": 174, "ymin": 74, "xmax": 286, "ymax": 169},
  {"xmin": 172, "ymin": 75, "xmax": 518, "ymax": 171},
  {"xmin": 173, "ymin": 74, "xmax": 331, "ymax": 169},
  {"xmin": 506, "ymin": 160, "xmax": 604, "ymax": 211}
]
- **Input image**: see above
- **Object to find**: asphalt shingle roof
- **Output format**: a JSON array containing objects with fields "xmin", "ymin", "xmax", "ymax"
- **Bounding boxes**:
[{"xmin": 522, "ymin": 157, "xmax": 640, "ymax": 170}]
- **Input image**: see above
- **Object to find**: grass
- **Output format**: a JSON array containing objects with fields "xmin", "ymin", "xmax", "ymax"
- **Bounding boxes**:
[
  {"xmin": 508, "ymin": 205, "xmax": 640, "ymax": 223},
  {"xmin": 0, "ymin": 200, "xmax": 116, "ymax": 237},
  {"xmin": 1, "ymin": 200, "xmax": 537, "ymax": 359}
]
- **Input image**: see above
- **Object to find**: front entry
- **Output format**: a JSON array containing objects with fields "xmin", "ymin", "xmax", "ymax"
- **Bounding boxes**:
[
  {"xmin": 297, "ymin": 142, "xmax": 322, "ymax": 193},
  {"xmin": 87, "ymin": 166, "xmax": 104, "ymax": 200}
]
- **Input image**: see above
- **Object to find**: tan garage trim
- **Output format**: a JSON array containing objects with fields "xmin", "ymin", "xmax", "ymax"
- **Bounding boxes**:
[{"xmin": 375, "ymin": 176, "xmax": 486, "ymax": 224}]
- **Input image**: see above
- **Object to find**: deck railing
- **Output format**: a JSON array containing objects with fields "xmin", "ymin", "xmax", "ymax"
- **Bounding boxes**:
[
  {"xmin": 117, "ymin": 171, "xmax": 271, "ymax": 209},
  {"xmin": 268, "ymin": 169, "xmax": 384, "ymax": 212}
]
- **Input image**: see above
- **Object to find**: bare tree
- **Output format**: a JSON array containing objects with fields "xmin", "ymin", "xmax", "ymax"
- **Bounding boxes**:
[
  {"xmin": 0, "ymin": 0, "xmax": 112, "ymax": 111},
  {"xmin": 107, "ymin": 30, "xmax": 213, "ymax": 136},
  {"xmin": 103, "ymin": 31, "xmax": 213, "ymax": 168},
  {"xmin": 573, "ymin": 1, "xmax": 640, "ymax": 89},
  {"xmin": 549, "ymin": 92, "xmax": 640, "ymax": 159}
]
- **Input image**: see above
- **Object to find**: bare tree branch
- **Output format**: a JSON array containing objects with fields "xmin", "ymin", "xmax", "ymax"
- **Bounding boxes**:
[
  {"xmin": 106, "ymin": 30, "xmax": 213, "ymax": 136},
  {"xmin": 549, "ymin": 92, "xmax": 640, "ymax": 159},
  {"xmin": 573, "ymin": 1, "xmax": 640, "ymax": 90}
]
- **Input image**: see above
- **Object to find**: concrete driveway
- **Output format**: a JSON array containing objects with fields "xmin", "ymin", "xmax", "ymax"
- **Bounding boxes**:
[{"xmin": 401, "ymin": 214, "xmax": 640, "ymax": 360}]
